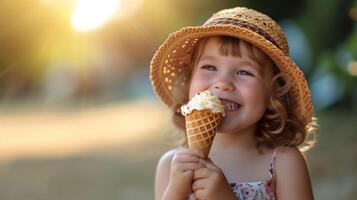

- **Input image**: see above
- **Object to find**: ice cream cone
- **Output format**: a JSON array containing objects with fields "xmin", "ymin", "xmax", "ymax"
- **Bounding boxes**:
[{"xmin": 185, "ymin": 109, "xmax": 223, "ymax": 157}]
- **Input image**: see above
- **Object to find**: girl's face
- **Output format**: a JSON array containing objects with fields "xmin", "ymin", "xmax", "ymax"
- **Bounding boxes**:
[{"xmin": 189, "ymin": 37, "xmax": 273, "ymax": 134}]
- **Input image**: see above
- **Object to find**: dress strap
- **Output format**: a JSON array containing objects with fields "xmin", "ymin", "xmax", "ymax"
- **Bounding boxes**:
[{"xmin": 268, "ymin": 148, "xmax": 278, "ymax": 178}]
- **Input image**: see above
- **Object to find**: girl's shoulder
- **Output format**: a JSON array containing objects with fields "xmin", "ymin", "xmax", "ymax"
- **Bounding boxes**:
[
  {"xmin": 156, "ymin": 148, "xmax": 182, "ymax": 171},
  {"xmin": 273, "ymin": 146, "xmax": 308, "ymax": 173},
  {"xmin": 158, "ymin": 148, "xmax": 178, "ymax": 165},
  {"xmin": 274, "ymin": 146, "xmax": 313, "ymax": 198},
  {"xmin": 274, "ymin": 146, "xmax": 307, "ymax": 166}
]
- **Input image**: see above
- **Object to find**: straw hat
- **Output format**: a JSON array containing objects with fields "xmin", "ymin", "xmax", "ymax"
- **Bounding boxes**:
[{"xmin": 150, "ymin": 7, "xmax": 314, "ymax": 126}]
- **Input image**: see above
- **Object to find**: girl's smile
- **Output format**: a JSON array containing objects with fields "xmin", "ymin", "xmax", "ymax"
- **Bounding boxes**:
[{"xmin": 220, "ymin": 98, "xmax": 242, "ymax": 113}]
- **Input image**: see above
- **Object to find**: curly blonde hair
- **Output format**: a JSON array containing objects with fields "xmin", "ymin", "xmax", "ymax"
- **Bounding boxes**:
[{"xmin": 170, "ymin": 36, "xmax": 317, "ymax": 151}]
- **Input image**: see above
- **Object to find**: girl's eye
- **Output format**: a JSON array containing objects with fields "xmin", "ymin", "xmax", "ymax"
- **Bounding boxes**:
[
  {"xmin": 236, "ymin": 70, "xmax": 253, "ymax": 76},
  {"xmin": 201, "ymin": 65, "xmax": 217, "ymax": 71}
]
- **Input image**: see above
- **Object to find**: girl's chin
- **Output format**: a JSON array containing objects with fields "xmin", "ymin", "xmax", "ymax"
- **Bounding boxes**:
[
  {"xmin": 217, "ymin": 124, "xmax": 239, "ymax": 134},
  {"xmin": 216, "ymin": 117, "xmax": 251, "ymax": 134},
  {"xmin": 217, "ymin": 117, "xmax": 239, "ymax": 132}
]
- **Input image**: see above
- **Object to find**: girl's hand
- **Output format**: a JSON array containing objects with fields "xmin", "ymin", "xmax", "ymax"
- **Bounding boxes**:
[
  {"xmin": 192, "ymin": 158, "xmax": 237, "ymax": 200},
  {"xmin": 165, "ymin": 148, "xmax": 205, "ymax": 199}
]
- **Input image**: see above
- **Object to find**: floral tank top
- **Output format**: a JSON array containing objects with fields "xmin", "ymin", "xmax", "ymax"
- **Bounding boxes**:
[{"xmin": 188, "ymin": 149, "xmax": 277, "ymax": 200}]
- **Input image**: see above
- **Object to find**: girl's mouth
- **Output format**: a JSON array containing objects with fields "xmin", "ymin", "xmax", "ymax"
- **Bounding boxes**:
[{"xmin": 221, "ymin": 99, "xmax": 242, "ymax": 112}]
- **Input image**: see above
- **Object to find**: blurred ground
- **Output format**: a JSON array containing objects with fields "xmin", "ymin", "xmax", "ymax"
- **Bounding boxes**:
[
  {"xmin": 0, "ymin": 100, "xmax": 169, "ymax": 161},
  {"xmin": 0, "ymin": 101, "xmax": 173, "ymax": 200},
  {"xmin": 0, "ymin": 101, "xmax": 356, "ymax": 200}
]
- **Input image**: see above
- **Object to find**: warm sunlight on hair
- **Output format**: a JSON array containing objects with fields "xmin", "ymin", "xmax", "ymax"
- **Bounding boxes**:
[{"xmin": 71, "ymin": 0, "xmax": 120, "ymax": 32}]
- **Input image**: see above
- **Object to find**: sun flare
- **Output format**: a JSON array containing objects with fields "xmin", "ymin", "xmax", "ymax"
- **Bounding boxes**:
[{"xmin": 71, "ymin": 0, "xmax": 120, "ymax": 32}]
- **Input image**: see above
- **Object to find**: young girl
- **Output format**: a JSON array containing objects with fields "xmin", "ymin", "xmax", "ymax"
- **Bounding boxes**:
[{"xmin": 150, "ymin": 7, "xmax": 317, "ymax": 200}]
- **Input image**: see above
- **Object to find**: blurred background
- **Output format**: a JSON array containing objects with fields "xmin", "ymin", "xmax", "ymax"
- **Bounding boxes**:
[{"xmin": 0, "ymin": 0, "xmax": 356, "ymax": 199}]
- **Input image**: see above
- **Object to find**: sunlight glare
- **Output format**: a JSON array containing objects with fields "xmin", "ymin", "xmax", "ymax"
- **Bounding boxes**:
[{"xmin": 71, "ymin": 0, "xmax": 120, "ymax": 32}]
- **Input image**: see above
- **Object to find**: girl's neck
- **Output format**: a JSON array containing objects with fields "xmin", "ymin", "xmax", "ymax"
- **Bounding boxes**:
[{"xmin": 211, "ymin": 125, "xmax": 258, "ymax": 155}]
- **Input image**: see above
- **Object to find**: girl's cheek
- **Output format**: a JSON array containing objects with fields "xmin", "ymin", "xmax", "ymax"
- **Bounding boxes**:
[
  {"xmin": 188, "ymin": 76, "xmax": 208, "ymax": 98},
  {"xmin": 238, "ymin": 79, "xmax": 262, "ymax": 91}
]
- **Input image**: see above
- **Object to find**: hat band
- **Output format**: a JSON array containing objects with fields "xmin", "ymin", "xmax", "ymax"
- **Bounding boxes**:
[{"xmin": 203, "ymin": 18, "xmax": 281, "ymax": 51}]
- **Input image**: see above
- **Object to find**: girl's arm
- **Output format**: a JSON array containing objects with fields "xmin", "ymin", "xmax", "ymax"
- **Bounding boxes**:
[
  {"xmin": 155, "ymin": 149, "xmax": 174, "ymax": 200},
  {"xmin": 275, "ymin": 146, "xmax": 314, "ymax": 200}
]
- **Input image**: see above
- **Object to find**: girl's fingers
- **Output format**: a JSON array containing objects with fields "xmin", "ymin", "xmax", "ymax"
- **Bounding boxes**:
[
  {"xmin": 176, "ymin": 147, "xmax": 205, "ymax": 158},
  {"xmin": 175, "ymin": 162, "xmax": 205, "ymax": 172},
  {"xmin": 193, "ymin": 167, "xmax": 211, "ymax": 180},
  {"xmin": 198, "ymin": 157, "xmax": 219, "ymax": 171},
  {"xmin": 173, "ymin": 154, "xmax": 201, "ymax": 164},
  {"xmin": 193, "ymin": 188, "xmax": 205, "ymax": 199},
  {"xmin": 192, "ymin": 179, "xmax": 206, "ymax": 191},
  {"xmin": 182, "ymin": 170, "xmax": 193, "ymax": 178}
]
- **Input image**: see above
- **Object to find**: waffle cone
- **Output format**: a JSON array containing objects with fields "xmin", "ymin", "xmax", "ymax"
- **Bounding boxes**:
[{"xmin": 185, "ymin": 109, "xmax": 223, "ymax": 157}]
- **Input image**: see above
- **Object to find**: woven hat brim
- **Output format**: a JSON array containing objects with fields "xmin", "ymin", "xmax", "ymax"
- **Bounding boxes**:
[{"xmin": 150, "ymin": 24, "xmax": 313, "ymax": 125}]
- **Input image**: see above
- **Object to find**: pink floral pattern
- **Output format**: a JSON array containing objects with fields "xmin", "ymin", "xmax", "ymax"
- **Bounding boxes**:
[
  {"xmin": 188, "ymin": 149, "xmax": 277, "ymax": 200},
  {"xmin": 188, "ymin": 180, "xmax": 276, "ymax": 200},
  {"xmin": 265, "ymin": 180, "xmax": 274, "ymax": 196},
  {"xmin": 230, "ymin": 180, "xmax": 276, "ymax": 200}
]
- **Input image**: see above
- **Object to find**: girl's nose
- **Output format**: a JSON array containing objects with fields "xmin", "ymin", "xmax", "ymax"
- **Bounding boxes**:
[{"xmin": 211, "ymin": 80, "xmax": 234, "ymax": 92}]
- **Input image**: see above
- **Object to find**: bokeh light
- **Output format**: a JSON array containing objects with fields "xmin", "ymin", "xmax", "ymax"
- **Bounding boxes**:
[
  {"xmin": 71, "ymin": 0, "xmax": 120, "ymax": 32},
  {"xmin": 348, "ymin": 61, "xmax": 357, "ymax": 76}
]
